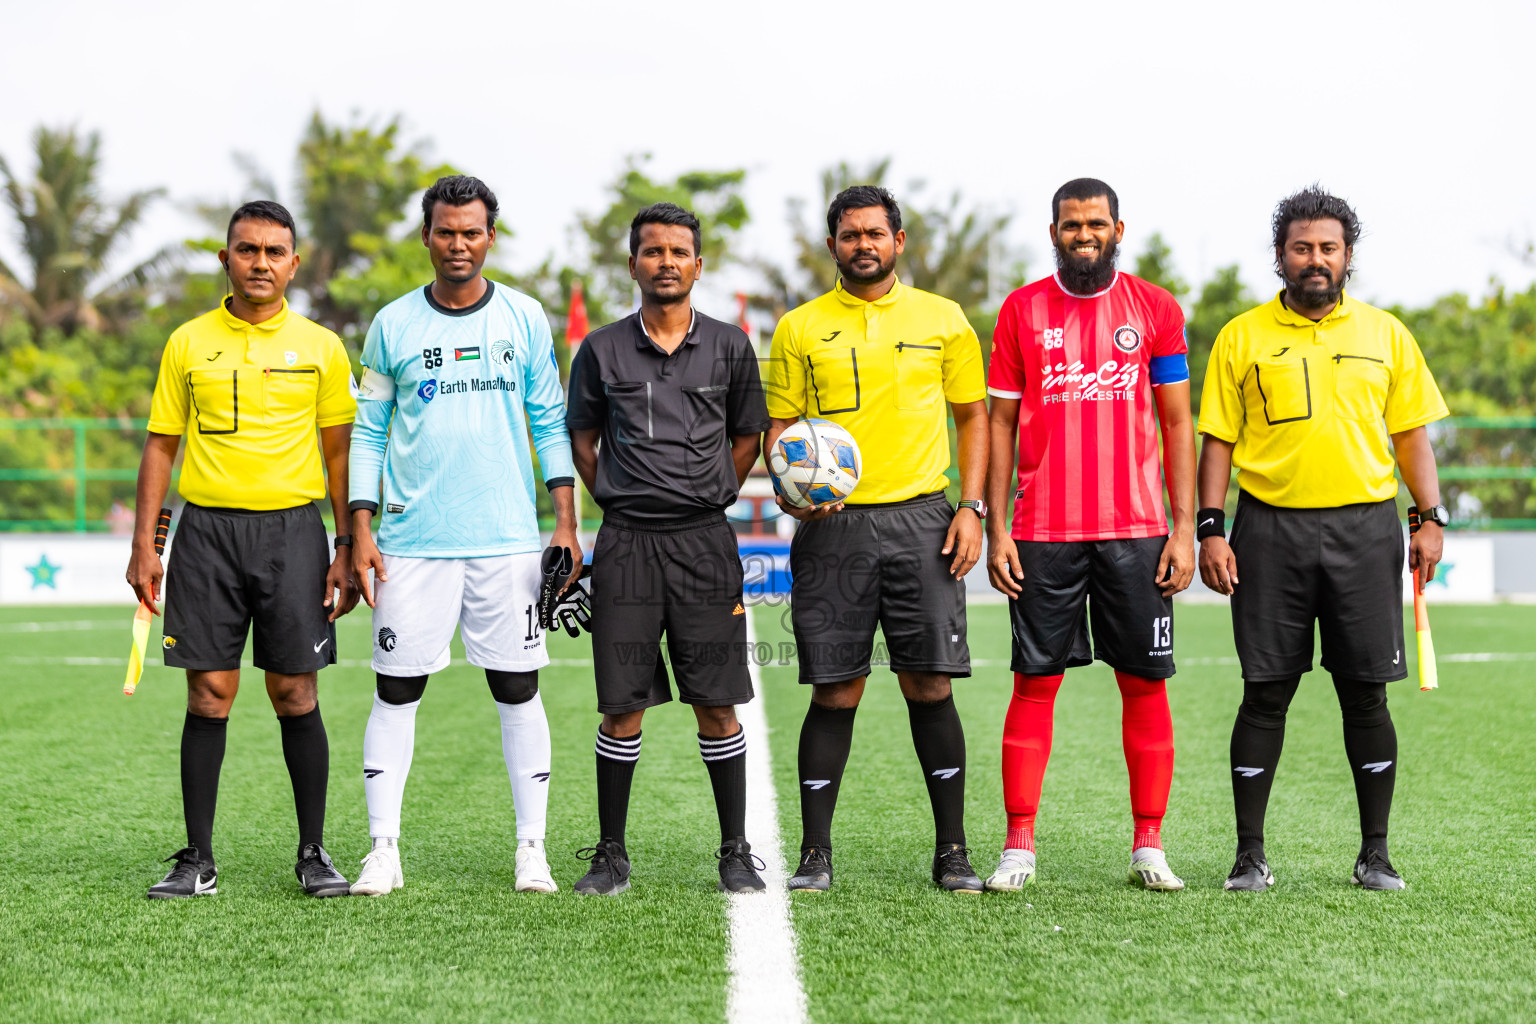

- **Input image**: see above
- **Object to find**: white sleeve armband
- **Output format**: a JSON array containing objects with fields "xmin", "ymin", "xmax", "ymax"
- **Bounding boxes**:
[{"xmin": 357, "ymin": 366, "xmax": 397, "ymax": 402}]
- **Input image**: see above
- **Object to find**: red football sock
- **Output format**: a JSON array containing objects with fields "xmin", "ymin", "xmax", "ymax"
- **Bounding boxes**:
[
  {"xmin": 1116, "ymin": 671, "xmax": 1174, "ymax": 851},
  {"xmin": 1002, "ymin": 673, "xmax": 1062, "ymax": 852}
]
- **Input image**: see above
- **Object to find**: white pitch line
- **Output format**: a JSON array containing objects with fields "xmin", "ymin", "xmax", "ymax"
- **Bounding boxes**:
[{"xmin": 726, "ymin": 609, "xmax": 807, "ymax": 1024}]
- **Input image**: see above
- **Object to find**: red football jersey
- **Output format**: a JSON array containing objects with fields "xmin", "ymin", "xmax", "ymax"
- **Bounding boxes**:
[{"xmin": 987, "ymin": 271, "xmax": 1188, "ymax": 542}]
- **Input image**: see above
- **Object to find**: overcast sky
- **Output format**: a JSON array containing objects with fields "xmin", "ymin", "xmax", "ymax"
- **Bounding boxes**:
[{"xmin": 4, "ymin": 0, "xmax": 1534, "ymax": 321}]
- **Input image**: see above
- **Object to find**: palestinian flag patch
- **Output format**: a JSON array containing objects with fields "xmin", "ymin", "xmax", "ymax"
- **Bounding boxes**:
[{"xmin": 455, "ymin": 347, "xmax": 481, "ymax": 361}]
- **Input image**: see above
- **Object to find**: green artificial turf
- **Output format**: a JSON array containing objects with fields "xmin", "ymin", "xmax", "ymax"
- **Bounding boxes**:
[
  {"xmin": 757, "ymin": 600, "xmax": 1536, "ymax": 1024},
  {"xmin": 0, "ymin": 606, "xmax": 729, "ymax": 1024},
  {"xmin": 2, "ymin": 602, "xmax": 1532, "ymax": 1023}
]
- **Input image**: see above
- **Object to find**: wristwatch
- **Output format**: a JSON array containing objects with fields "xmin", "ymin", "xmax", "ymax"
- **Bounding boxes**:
[
  {"xmin": 1414, "ymin": 505, "xmax": 1450, "ymax": 527},
  {"xmin": 957, "ymin": 499, "xmax": 988, "ymax": 519}
]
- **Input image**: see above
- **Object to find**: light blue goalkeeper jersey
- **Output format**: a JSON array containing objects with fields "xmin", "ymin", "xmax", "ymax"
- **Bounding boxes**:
[{"xmin": 349, "ymin": 281, "xmax": 575, "ymax": 558}]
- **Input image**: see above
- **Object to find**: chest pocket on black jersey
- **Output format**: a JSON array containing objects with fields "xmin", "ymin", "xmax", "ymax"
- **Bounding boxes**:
[
  {"xmin": 808, "ymin": 348, "xmax": 861, "ymax": 414},
  {"xmin": 605, "ymin": 381, "xmax": 652, "ymax": 444},
  {"xmin": 683, "ymin": 384, "xmax": 729, "ymax": 444}
]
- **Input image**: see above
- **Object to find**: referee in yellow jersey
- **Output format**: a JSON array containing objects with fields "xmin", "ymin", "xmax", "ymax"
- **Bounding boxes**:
[
  {"xmin": 127, "ymin": 201, "xmax": 360, "ymax": 899},
  {"xmin": 766, "ymin": 185, "xmax": 989, "ymax": 893},
  {"xmin": 1196, "ymin": 187, "xmax": 1448, "ymax": 893}
]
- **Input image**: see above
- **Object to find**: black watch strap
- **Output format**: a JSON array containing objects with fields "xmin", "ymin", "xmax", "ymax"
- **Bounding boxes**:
[{"xmin": 334, "ymin": 535, "xmax": 354, "ymax": 549}]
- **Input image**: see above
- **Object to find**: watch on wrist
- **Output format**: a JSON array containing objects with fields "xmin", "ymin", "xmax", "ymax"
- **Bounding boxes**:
[
  {"xmin": 957, "ymin": 499, "xmax": 988, "ymax": 519},
  {"xmin": 334, "ymin": 535, "xmax": 354, "ymax": 550},
  {"xmin": 1413, "ymin": 505, "xmax": 1450, "ymax": 527}
]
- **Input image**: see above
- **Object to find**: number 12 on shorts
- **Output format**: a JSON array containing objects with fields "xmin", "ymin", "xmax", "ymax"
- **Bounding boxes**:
[{"xmin": 1151, "ymin": 616, "xmax": 1172, "ymax": 651}]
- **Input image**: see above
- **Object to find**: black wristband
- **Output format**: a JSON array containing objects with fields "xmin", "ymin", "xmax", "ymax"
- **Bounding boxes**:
[
  {"xmin": 334, "ymin": 535, "xmax": 353, "ymax": 549},
  {"xmin": 1196, "ymin": 508, "xmax": 1226, "ymax": 541}
]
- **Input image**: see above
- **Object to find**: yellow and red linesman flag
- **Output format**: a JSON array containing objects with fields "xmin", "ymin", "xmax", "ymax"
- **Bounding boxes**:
[
  {"xmin": 1408, "ymin": 509, "xmax": 1438, "ymax": 691},
  {"xmin": 124, "ymin": 508, "xmax": 172, "ymax": 696},
  {"xmin": 1413, "ymin": 568, "xmax": 1438, "ymax": 691}
]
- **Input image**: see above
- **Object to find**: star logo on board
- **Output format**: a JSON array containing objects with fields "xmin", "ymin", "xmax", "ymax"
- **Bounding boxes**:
[{"xmin": 26, "ymin": 554, "xmax": 61, "ymax": 590}]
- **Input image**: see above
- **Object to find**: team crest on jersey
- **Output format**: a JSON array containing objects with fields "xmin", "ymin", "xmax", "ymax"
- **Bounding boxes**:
[
  {"xmin": 284, "ymin": 350, "xmax": 298, "ymax": 366},
  {"xmin": 377, "ymin": 627, "xmax": 398, "ymax": 652},
  {"xmin": 417, "ymin": 379, "xmax": 438, "ymax": 403},
  {"xmin": 491, "ymin": 339, "xmax": 515, "ymax": 365},
  {"xmin": 1112, "ymin": 324, "xmax": 1141, "ymax": 353}
]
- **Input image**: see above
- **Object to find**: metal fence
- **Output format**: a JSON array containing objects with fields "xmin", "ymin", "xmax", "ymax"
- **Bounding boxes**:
[{"xmin": 2, "ymin": 416, "xmax": 1533, "ymax": 532}]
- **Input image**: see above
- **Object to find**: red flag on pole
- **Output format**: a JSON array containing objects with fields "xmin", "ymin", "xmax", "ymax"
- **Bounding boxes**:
[
  {"xmin": 735, "ymin": 292, "xmax": 751, "ymax": 338},
  {"xmin": 567, "ymin": 279, "xmax": 589, "ymax": 350}
]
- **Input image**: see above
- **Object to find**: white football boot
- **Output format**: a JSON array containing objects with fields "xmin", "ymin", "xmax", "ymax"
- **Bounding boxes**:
[
  {"xmin": 1129, "ymin": 847, "xmax": 1185, "ymax": 891},
  {"xmin": 984, "ymin": 848, "xmax": 1038, "ymax": 891},
  {"xmin": 350, "ymin": 845, "xmax": 404, "ymax": 896},
  {"xmin": 515, "ymin": 840, "xmax": 558, "ymax": 893}
]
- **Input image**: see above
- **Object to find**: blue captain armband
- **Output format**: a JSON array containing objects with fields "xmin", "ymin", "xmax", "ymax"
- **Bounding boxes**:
[{"xmin": 1149, "ymin": 354, "xmax": 1190, "ymax": 386}]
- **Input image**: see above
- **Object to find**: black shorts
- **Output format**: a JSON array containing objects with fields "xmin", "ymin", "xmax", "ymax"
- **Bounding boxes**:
[
  {"xmin": 788, "ymin": 491, "xmax": 970, "ymax": 685},
  {"xmin": 1008, "ymin": 536, "xmax": 1175, "ymax": 679},
  {"xmin": 590, "ymin": 512, "xmax": 753, "ymax": 714},
  {"xmin": 1229, "ymin": 492, "xmax": 1406, "ymax": 683},
  {"xmin": 162, "ymin": 503, "xmax": 337, "ymax": 674}
]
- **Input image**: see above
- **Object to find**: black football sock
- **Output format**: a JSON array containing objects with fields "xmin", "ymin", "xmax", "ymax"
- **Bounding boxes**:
[
  {"xmin": 906, "ymin": 695, "xmax": 968, "ymax": 848},
  {"xmin": 699, "ymin": 728, "xmax": 748, "ymax": 844},
  {"xmin": 595, "ymin": 728, "xmax": 641, "ymax": 847},
  {"xmin": 797, "ymin": 703, "xmax": 857, "ymax": 851},
  {"xmin": 181, "ymin": 711, "xmax": 228, "ymax": 861},
  {"xmin": 1333, "ymin": 677, "xmax": 1397, "ymax": 858},
  {"xmin": 278, "ymin": 706, "xmax": 329, "ymax": 854},
  {"xmin": 1230, "ymin": 676, "xmax": 1300, "ymax": 855}
]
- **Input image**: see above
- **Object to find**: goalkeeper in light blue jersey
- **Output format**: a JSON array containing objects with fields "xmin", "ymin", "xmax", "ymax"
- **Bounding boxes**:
[{"xmin": 346, "ymin": 175, "xmax": 579, "ymax": 896}]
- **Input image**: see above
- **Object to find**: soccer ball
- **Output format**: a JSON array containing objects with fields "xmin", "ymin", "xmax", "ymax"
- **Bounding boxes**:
[{"xmin": 768, "ymin": 418, "xmax": 862, "ymax": 509}]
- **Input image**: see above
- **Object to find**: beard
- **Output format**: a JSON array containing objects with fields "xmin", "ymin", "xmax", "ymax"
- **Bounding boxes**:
[
  {"xmin": 1054, "ymin": 236, "xmax": 1118, "ymax": 295},
  {"xmin": 1283, "ymin": 264, "xmax": 1345, "ymax": 310},
  {"xmin": 836, "ymin": 249, "xmax": 896, "ymax": 286}
]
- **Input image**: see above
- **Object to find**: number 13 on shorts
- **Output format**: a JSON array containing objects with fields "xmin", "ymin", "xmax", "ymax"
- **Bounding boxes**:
[{"xmin": 1151, "ymin": 615, "xmax": 1172, "ymax": 653}]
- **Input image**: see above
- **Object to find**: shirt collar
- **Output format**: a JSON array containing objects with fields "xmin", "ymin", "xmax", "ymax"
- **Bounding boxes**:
[
  {"xmin": 1053, "ymin": 270, "xmax": 1119, "ymax": 300},
  {"xmin": 832, "ymin": 276, "xmax": 904, "ymax": 308},
  {"xmin": 1268, "ymin": 289, "xmax": 1354, "ymax": 327},
  {"xmin": 218, "ymin": 296, "xmax": 291, "ymax": 333},
  {"xmin": 634, "ymin": 306, "xmax": 698, "ymax": 349}
]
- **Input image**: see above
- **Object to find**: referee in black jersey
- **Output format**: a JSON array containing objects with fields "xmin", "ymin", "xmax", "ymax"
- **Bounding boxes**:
[{"xmin": 566, "ymin": 203, "xmax": 772, "ymax": 895}]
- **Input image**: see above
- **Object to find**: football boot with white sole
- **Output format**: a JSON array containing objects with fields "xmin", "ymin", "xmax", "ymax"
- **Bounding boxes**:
[
  {"xmin": 350, "ymin": 845, "xmax": 404, "ymax": 896},
  {"xmin": 515, "ymin": 840, "xmax": 558, "ymax": 893},
  {"xmin": 984, "ymin": 848, "xmax": 1037, "ymax": 892},
  {"xmin": 1129, "ymin": 847, "xmax": 1185, "ymax": 891}
]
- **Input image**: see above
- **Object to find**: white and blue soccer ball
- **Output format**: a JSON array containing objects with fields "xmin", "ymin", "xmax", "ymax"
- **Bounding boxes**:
[{"xmin": 768, "ymin": 418, "xmax": 862, "ymax": 509}]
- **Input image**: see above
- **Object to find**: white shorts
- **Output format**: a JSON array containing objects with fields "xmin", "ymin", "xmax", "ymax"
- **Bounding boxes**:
[{"xmin": 370, "ymin": 553, "xmax": 548, "ymax": 676}]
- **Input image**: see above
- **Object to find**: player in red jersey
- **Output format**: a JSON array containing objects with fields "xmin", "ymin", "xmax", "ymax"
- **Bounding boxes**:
[{"xmin": 981, "ymin": 178, "xmax": 1196, "ymax": 892}]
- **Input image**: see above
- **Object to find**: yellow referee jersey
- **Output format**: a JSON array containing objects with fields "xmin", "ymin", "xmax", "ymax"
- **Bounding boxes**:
[
  {"xmin": 767, "ymin": 278, "xmax": 986, "ymax": 504},
  {"xmin": 148, "ymin": 299, "xmax": 356, "ymax": 510},
  {"xmin": 1197, "ymin": 291, "xmax": 1447, "ymax": 508}
]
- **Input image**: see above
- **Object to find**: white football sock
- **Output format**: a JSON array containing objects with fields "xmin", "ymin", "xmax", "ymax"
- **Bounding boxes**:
[
  {"xmin": 363, "ymin": 693, "xmax": 420, "ymax": 840},
  {"xmin": 497, "ymin": 691, "xmax": 551, "ymax": 843}
]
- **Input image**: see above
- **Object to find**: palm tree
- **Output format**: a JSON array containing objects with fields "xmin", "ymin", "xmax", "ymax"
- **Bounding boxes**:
[{"xmin": 0, "ymin": 126, "xmax": 178, "ymax": 334}]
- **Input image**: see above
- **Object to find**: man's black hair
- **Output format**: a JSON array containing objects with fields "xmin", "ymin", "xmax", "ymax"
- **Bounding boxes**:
[
  {"xmin": 421, "ymin": 174, "xmax": 499, "ymax": 231},
  {"xmin": 227, "ymin": 200, "xmax": 297, "ymax": 245},
  {"xmin": 826, "ymin": 185, "xmax": 902, "ymax": 238},
  {"xmin": 1051, "ymin": 178, "xmax": 1119, "ymax": 224},
  {"xmin": 1272, "ymin": 185, "xmax": 1362, "ymax": 252},
  {"xmin": 628, "ymin": 202, "xmax": 702, "ymax": 258}
]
